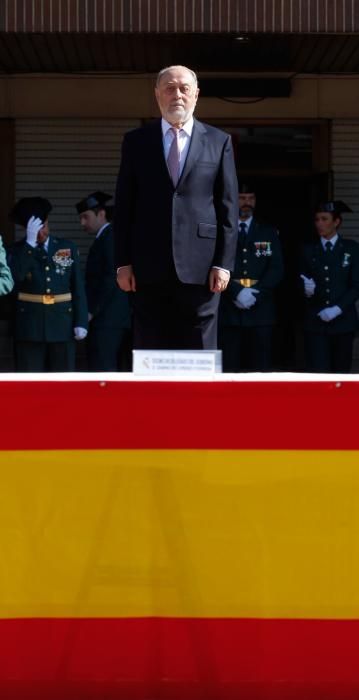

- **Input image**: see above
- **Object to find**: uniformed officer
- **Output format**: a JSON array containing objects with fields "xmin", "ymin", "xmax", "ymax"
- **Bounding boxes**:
[
  {"xmin": 0, "ymin": 235, "xmax": 14, "ymax": 295},
  {"xmin": 9, "ymin": 197, "xmax": 88, "ymax": 372},
  {"xmin": 76, "ymin": 191, "xmax": 131, "ymax": 371},
  {"xmin": 300, "ymin": 200, "xmax": 359, "ymax": 373},
  {"xmin": 219, "ymin": 183, "xmax": 283, "ymax": 371}
]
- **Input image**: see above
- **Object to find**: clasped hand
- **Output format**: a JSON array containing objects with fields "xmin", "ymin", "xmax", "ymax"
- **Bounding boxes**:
[
  {"xmin": 317, "ymin": 306, "xmax": 342, "ymax": 323},
  {"xmin": 233, "ymin": 287, "xmax": 259, "ymax": 310}
]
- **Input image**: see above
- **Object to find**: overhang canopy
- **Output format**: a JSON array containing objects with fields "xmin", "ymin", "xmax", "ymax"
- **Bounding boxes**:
[
  {"xmin": 1, "ymin": 1, "xmax": 359, "ymax": 75},
  {"xmin": 1, "ymin": 32, "xmax": 359, "ymax": 74},
  {"xmin": 1, "ymin": 0, "xmax": 359, "ymax": 34}
]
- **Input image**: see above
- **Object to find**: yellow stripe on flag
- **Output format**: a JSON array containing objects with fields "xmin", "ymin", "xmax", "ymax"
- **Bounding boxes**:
[{"xmin": 1, "ymin": 448, "xmax": 359, "ymax": 619}]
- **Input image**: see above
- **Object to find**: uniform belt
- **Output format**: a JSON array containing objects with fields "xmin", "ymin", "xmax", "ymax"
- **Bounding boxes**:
[
  {"xmin": 18, "ymin": 292, "xmax": 72, "ymax": 305},
  {"xmin": 232, "ymin": 278, "xmax": 258, "ymax": 288}
]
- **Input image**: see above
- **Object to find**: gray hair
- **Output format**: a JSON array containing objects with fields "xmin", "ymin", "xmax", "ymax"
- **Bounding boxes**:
[{"xmin": 156, "ymin": 65, "xmax": 198, "ymax": 88}]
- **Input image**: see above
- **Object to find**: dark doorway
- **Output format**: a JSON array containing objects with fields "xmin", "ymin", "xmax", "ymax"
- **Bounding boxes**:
[
  {"xmin": 252, "ymin": 174, "xmax": 328, "ymax": 370},
  {"xmin": 213, "ymin": 120, "xmax": 331, "ymax": 369}
]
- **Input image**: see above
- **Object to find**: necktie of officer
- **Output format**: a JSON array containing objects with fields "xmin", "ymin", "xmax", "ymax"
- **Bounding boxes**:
[
  {"xmin": 240, "ymin": 222, "xmax": 247, "ymax": 235},
  {"xmin": 239, "ymin": 221, "xmax": 247, "ymax": 245},
  {"xmin": 325, "ymin": 241, "xmax": 333, "ymax": 253},
  {"xmin": 167, "ymin": 128, "xmax": 181, "ymax": 186}
]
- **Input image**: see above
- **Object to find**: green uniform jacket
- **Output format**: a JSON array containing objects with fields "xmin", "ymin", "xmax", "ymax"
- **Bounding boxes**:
[
  {"xmin": 85, "ymin": 224, "xmax": 131, "ymax": 329},
  {"xmin": 300, "ymin": 236, "xmax": 359, "ymax": 335},
  {"xmin": 10, "ymin": 236, "xmax": 88, "ymax": 342},
  {"xmin": 219, "ymin": 219, "xmax": 283, "ymax": 327},
  {"xmin": 0, "ymin": 238, "xmax": 14, "ymax": 296}
]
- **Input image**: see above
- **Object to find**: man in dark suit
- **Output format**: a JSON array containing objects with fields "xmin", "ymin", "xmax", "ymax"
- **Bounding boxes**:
[
  {"xmin": 300, "ymin": 200, "xmax": 359, "ymax": 373},
  {"xmin": 113, "ymin": 65, "xmax": 238, "ymax": 350},
  {"xmin": 9, "ymin": 197, "xmax": 88, "ymax": 372},
  {"xmin": 219, "ymin": 184, "xmax": 283, "ymax": 371},
  {"xmin": 76, "ymin": 191, "xmax": 131, "ymax": 371}
]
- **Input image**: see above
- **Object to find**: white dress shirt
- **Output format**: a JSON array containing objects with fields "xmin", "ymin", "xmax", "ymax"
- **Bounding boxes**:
[
  {"xmin": 96, "ymin": 222, "xmax": 110, "ymax": 239},
  {"xmin": 238, "ymin": 216, "xmax": 253, "ymax": 234},
  {"xmin": 321, "ymin": 233, "xmax": 338, "ymax": 250}
]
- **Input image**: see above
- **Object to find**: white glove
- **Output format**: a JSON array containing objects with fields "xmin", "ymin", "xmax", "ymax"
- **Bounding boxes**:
[
  {"xmin": 300, "ymin": 274, "xmax": 316, "ymax": 297},
  {"xmin": 233, "ymin": 287, "xmax": 259, "ymax": 310},
  {"xmin": 318, "ymin": 306, "xmax": 342, "ymax": 322},
  {"xmin": 26, "ymin": 216, "xmax": 43, "ymax": 248},
  {"xmin": 74, "ymin": 327, "xmax": 88, "ymax": 340}
]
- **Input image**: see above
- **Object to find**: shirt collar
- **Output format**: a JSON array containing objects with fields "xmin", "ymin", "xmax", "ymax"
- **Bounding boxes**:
[
  {"xmin": 161, "ymin": 117, "xmax": 194, "ymax": 138},
  {"xmin": 239, "ymin": 216, "xmax": 253, "ymax": 231},
  {"xmin": 321, "ymin": 233, "xmax": 338, "ymax": 249},
  {"xmin": 96, "ymin": 222, "xmax": 110, "ymax": 239}
]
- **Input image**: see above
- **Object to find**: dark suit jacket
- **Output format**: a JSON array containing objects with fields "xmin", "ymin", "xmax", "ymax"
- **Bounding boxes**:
[
  {"xmin": 300, "ymin": 235, "xmax": 359, "ymax": 335},
  {"xmin": 86, "ymin": 224, "xmax": 131, "ymax": 329},
  {"xmin": 10, "ymin": 236, "xmax": 88, "ymax": 342},
  {"xmin": 220, "ymin": 219, "xmax": 283, "ymax": 327},
  {"xmin": 113, "ymin": 118, "xmax": 238, "ymax": 285}
]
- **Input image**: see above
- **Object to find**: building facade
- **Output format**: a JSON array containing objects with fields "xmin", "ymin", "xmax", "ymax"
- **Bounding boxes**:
[{"xmin": 0, "ymin": 0, "xmax": 359, "ymax": 367}]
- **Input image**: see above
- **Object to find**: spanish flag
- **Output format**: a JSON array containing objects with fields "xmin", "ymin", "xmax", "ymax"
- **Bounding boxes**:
[{"xmin": 0, "ymin": 377, "xmax": 358, "ymax": 698}]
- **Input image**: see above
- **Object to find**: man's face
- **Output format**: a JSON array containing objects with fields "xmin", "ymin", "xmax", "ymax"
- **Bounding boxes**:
[
  {"xmin": 239, "ymin": 193, "xmax": 256, "ymax": 219},
  {"xmin": 80, "ymin": 209, "xmax": 105, "ymax": 235},
  {"xmin": 315, "ymin": 212, "xmax": 340, "ymax": 238},
  {"xmin": 36, "ymin": 220, "xmax": 49, "ymax": 244},
  {"xmin": 155, "ymin": 67, "xmax": 199, "ymax": 126}
]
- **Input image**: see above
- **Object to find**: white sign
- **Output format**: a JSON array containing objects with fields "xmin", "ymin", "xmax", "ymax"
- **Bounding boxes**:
[{"xmin": 133, "ymin": 350, "xmax": 222, "ymax": 376}]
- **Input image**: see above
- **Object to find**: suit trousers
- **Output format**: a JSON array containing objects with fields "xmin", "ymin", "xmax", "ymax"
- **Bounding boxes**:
[
  {"xmin": 15, "ymin": 340, "xmax": 76, "ymax": 372},
  {"xmin": 220, "ymin": 325, "xmax": 274, "ymax": 372},
  {"xmin": 87, "ymin": 326, "xmax": 132, "ymax": 372},
  {"xmin": 304, "ymin": 331, "xmax": 355, "ymax": 373},
  {"xmin": 133, "ymin": 279, "xmax": 220, "ymax": 350}
]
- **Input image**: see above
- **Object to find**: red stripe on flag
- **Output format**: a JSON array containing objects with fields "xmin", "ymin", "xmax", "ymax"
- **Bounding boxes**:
[
  {"xmin": 0, "ymin": 617, "xmax": 359, "ymax": 698},
  {"xmin": 0, "ymin": 380, "xmax": 358, "ymax": 450}
]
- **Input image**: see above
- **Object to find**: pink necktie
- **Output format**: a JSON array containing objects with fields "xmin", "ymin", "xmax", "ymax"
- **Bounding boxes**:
[{"xmin": 167, "ymin": 128, "xmax": 180, "ymax": 186}]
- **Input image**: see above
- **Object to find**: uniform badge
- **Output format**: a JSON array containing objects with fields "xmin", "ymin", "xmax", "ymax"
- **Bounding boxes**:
[
  {"xmin": 342, "ymin": 252, "xmax": 351, "ymax": 267},
  {"xmin": 52, "ymin": 249, "xmax": 74, "ymax": 275}
]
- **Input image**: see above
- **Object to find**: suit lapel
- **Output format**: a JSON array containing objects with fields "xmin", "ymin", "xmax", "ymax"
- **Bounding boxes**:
[
  {"xmin": 148, "ymin": 119, "xmax": 174, "ymax": 185},
  {"xmin": 178, "ymin": 119, "xmax": 206, "ymax": 187}
]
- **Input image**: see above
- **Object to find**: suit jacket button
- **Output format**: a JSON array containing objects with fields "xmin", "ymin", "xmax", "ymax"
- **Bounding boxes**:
[
  {"xmin": 243, "ymin": 270, "xmax": 247, "ymax": 275},
  {"xmin": 324, "ymin": 266, "xmax": 329, "ymax": 270},
  {"xmin": 243, "ymin": 248, "xmax": 247, "ymax": 253}
]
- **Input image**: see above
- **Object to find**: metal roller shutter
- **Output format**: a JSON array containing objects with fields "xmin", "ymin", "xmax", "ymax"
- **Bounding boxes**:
[
  {"xmin": 332, "ymin": 120, "xmax": 359, "ymax": 242},
  {"xmin": 15, "ymin": 118, "xmax": 141, "ymax": 262},
  {"xmin": 332, "ymin": 120, "xmax": 359, "ymax": 368}
]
